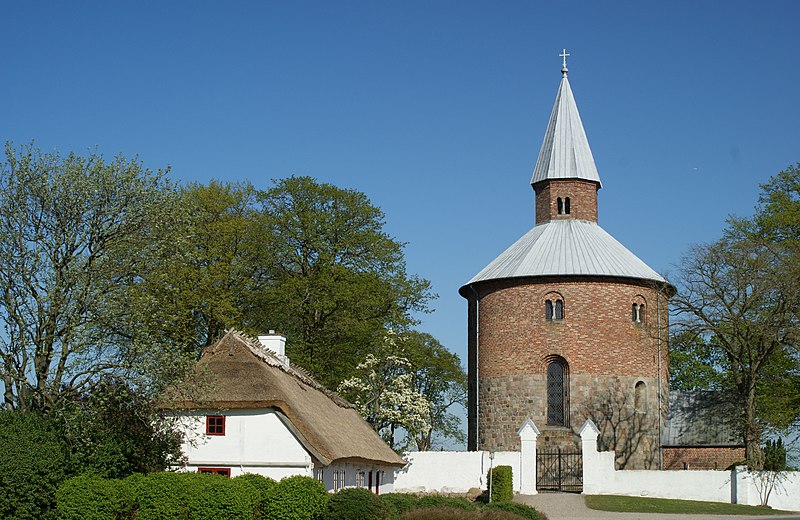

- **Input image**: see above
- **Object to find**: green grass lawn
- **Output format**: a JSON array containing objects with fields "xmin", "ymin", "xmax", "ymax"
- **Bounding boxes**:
[{"xmin": 584, "ymin": 495, "xmax": 793, "ymax": 515}]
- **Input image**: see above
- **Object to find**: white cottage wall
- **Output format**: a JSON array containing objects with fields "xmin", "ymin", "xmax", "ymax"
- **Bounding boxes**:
[{"xmin": 177, "ymin": 408, "xmax": 313, "ymax": 479}]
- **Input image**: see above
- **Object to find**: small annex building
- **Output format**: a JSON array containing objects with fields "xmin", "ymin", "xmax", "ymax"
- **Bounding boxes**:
[
  {"xmin": 662, "ymin": 391, "xmax": 745, "ymax": 470},
  {"xmin": 165, "ymin": 330, "xmax": 405, "ymax": 493}
]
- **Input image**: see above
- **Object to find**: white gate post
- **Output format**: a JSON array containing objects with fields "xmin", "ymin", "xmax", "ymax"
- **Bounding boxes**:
[
  {"xmin": 579, "ymin": 419, "xmax": 601, "ymax": 494},
  {"xmin": 517, "ymin": 418, "xmax": 540, "ymax": 494}
]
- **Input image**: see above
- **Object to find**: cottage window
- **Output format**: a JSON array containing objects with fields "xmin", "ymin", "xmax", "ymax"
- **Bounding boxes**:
[
  {"xmin": 356, "ymin": 471, "xmax": 366, "ymax": 487},
  {"xmin": 315, "ymin": 468, "xmax": 324, "ymax": 482},
  {"xmin": 206, "ymin": 415, "xmax": 225, "ymax": 436},
  {"xmin": 333, "ymin": 469, "xmax": 345, "ymax": 491},
  {"xmin": 199, "ymin": 467, "xmax": 230, "ymax": 477},
  {"xmin": 546, "ymin": 357, "xmax": 569, "ymax": 426}
]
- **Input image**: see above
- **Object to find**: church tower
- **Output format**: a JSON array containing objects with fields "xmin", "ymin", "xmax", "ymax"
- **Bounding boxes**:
[{"xmin": 459, "ymin": 54, "xmax": 673, "ymax": 469}]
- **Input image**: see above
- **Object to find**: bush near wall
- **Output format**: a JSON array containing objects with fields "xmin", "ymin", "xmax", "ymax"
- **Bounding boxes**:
[
  {"xmin": 326, "ymin": 488, "xmax": 393, "ymax": 520},
  {"xmin": 487, "ymin": 466, "xmax": 513, "ymax": 503},
  {"xmin": 56, "ymin": 474, "xmax": 125, "ymax": 520},
  {"xmin": 263, "ymin": 475, "xmax": 329, "ymax": 520},
  {"xmin": 0, "ymin": 411, "xmax": 69, "ymax": 520},
  {"xmin": 381, "ymin": 493, "xmax": 420, "ymax": 516}
]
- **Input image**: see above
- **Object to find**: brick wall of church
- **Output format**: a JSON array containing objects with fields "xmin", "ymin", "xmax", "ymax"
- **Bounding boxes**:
[
  {"xmin": 472, "ymin": 276, "xmax": 669, "ymax": 469},
  {"xmin": 534, "ymin": 179, "xmax": 599, "ymax": 224}
]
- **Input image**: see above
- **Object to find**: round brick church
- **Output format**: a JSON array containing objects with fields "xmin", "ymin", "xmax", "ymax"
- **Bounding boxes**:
[{"xmin": 459, "ymin": 58, "xmax": 673, "ymax": 469}]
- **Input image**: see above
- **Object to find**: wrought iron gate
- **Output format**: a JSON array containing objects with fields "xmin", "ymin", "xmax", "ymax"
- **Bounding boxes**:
[{"xmin": 536, "ymin": 448, "xmax": 582, "ymax": 492}]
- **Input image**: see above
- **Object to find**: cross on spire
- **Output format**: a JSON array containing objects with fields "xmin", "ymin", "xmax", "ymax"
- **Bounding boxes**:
[{"xmin": 560, "ymin": 48, "xmax": 570, "ymax": 76}]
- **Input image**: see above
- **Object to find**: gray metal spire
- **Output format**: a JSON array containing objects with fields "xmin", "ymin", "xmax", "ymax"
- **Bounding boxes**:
[{"xmin": 530, "ymin": 51, "xmax": 602, "ymax": 187}]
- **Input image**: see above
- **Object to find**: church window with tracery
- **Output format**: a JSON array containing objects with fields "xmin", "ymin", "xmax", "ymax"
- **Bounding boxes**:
[
  {"xmin": 546, "ymin": 357, "xmax": 569, "ymax": 426},
  {"xmin": 632, "ymin": 301, "xmax": 645, "ymax": 323}
]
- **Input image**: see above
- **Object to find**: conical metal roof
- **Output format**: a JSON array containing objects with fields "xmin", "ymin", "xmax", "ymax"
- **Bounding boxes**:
[
  {"xmin": 530, "ymin": 72, "xmax": 602, "ymax": 187},
  {"xmin": 463, "ymin": 220, "xmax": 666, "ymax": 287}
]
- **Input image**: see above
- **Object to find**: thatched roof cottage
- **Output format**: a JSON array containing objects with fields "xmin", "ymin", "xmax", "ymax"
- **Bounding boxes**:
[{"xmin": 165, "ymin": 330, "xmax": 405, "ymax": 493}]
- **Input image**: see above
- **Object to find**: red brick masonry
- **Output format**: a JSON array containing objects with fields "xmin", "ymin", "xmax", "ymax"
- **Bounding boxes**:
[{"xmin": 662, "ymin": 446, "xmax": 746, "ymax": 470}]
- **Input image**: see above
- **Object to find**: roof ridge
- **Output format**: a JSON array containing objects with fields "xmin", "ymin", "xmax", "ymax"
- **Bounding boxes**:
[{"xmin": 226, "ymin": 330, "xmax": 355, "ymax": 409}]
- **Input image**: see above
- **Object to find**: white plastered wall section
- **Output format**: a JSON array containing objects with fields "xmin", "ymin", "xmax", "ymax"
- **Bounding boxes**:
[{"xmin": 176, "ymin": 408, "xmax": 313, "ymax": 480}]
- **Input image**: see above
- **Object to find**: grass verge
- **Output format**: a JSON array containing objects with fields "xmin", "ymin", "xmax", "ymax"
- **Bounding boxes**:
[{"xmin": 585, "ymin": 494, "xmax": 792, "ymax": 515}]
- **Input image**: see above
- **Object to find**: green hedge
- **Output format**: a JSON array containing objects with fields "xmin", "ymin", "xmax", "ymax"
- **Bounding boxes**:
[
  {"xmin": 416, "ymin": 495, "xmax": 475, "ymax": 511},
  {"xmin": 56, "ymin": 474, "xmax": 124, "ymax": 520},
  {"xmin": 326, "ymin": 487, "xmax": 393, "ymax": 520},
  {"xmin": 233, "ymin": 473, "xmax": 276, "ymax": 518},
  {"xmin": 263, "ymin": 475, "xmax": 329, "ymax": 520},
  {"xmin": 0, "ymin": 411, "xmax": 69, "ymax": 520},
  {"xmin": 487, "ymin": 465, "xmax": 513, "ymax": 503},
  {"xmin": 483, "ymin": 501, "xmax": 542, "ymax": 519},
  {"xmin": 381, "ymin": 493, "xmax": 419, "ymax": 516}
]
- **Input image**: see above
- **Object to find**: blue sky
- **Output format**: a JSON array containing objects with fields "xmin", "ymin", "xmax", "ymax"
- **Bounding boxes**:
[{"xmin": 2, "ymin": 1, "xmax": 798, "ymax": 375}]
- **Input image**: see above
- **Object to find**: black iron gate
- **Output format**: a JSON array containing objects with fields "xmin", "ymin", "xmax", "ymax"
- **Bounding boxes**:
[{"xmin": 536, "ymin": 448, "xmax": 582, "ymax": 492}]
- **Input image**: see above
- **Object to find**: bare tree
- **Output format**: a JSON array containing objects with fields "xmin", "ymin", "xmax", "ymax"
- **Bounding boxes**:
[{"xmin": 671, "ymin": 234, "xmax": 798, "ymax": 468}]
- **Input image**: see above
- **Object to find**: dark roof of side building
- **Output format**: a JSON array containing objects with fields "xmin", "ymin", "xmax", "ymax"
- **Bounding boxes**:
[
  {"xmin": 163, "ymin": 330, "xmax": 406, "ymax": 467},
  {"xmin": 662, "ymin": 390, "xmax": 744, "ymax": 447}
]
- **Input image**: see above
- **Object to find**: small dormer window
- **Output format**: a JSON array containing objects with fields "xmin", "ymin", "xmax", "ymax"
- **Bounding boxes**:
[
  {"xmin": 564, "ymin": 197, "xmax": 571, "ymax": 214},
  {"xmin": 557, "ymin": 197, "xmax": 564, "ymax": 215}
]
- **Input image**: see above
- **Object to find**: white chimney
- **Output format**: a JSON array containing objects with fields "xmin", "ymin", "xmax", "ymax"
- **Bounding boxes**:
[{"xmin": 257, "ymin": 330, "xmax": 289, "ymax": 366}]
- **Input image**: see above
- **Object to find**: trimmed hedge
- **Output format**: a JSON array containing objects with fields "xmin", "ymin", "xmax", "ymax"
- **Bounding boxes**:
[
  {"xmin": 263, "ymin": 475, "xmax": 329, "ymax": 520},
  {"xmin": 0, "ymin": 411, "xmax": 69, "ymax": 520},
  {"xmin": 483, "ymin": 501, "xmax": 543, "ymax": 519},
  {"xmin": 326, "ymin": 487, "xmax": 393, "ymax": 520},
  {"xmin": 416, "ymin": 495, "xmax": 476, "ymax": 511},
  {"xmin": 487, "ymin": 465, "xmax": 513, "ymax": 503},
  {"xmin": 381, "ymin": 493, "xmax": 420, "ymax": 516},
  {"xmin": 56, "ymin": 474, "xmax": 123, "ymax": 520},
  {"xmin": 233, "ymin": 473, "xmax": 276, "ymax": 518}
]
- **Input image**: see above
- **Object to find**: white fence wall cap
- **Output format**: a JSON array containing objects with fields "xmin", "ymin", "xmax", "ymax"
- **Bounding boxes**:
[
  {"xmin": 517, "ymin": 418, "xmax": 540, "ymax": 440},
  {"xmin": 579, "ymin": 418, "xmax": 600, "ymax": 438}
]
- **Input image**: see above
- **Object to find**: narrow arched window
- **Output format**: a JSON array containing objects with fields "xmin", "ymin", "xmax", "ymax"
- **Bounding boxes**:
[
  {"xmin": 635, "ymin": 381, "xmax": 647, "ymax": 412},
  {"xmin": 557, "ymin": 197, "xmax": 563, "ymax": 215},
  {"xmin": 555, "ymin": 299, "xmax": 564, "ymax": 320},
  {"xmin": 545, "ymin": 300, "xmax": 554, "ymax": 320},
  {"xmin": 547, "ymin": 358, "xmax": 569, "ymax": 426},
  {"xmin": 632, "ymin": 303, "xmax": 639, "ymax": 322},
  {"xmin": 564, "ymin": 197, "xmax": 571, "ymax": 214}
]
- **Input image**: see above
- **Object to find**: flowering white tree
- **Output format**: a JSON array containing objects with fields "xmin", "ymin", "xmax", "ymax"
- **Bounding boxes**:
[{"xmin": 338, "ymin": 332, "xmax": 431, "ymax": 450}]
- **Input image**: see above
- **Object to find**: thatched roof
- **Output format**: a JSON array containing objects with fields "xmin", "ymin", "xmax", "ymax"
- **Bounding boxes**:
[{"xmin": 165, "ymin": 330, "xmax": 406, "ymax": 467}]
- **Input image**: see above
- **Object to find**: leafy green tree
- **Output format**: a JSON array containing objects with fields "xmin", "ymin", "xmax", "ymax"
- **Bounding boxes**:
[
  {"xmin": 128, "ymin": 180, "xmax": 271, "ymax": 352},
  {"xmin": 55, "ymin": 377, "xmax": 184, "ymax": 478},
  {"xmin": 401, "ymin": 331, "xmax": 466, "ymax": 450},
  {"xmin": 672, "ymin": 165, "xmax": 800, "ymax": 468},
  {"xmin": 0, "ymin": 143, "xmax": 186, "ymax": 412},
  {"xmin": 251, "ymin": 176, "xmax": 433, "ymax": 387}
]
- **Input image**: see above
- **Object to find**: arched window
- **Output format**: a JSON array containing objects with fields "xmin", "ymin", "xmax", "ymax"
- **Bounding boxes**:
[
  {"xmin": 634, "ymin": 381, "xmax": 647, "ymax": 412},
  {"xmin": 557, "ymin": 197, "xmax": 563, "ymax": 215},
  {"xmin": 547, "ymin": 357, "xmax": 569, "ymax": 426},
  {"xmin": 632, "ymin": 301, "xmax": 645, "ymax": 323},
  {"xmin": 545, "ymin": 296, "xmax": 564, "ymax": 321},
  {"xmin": 564, "ymin": 197, "xmax": 571, "ymax": 214}
]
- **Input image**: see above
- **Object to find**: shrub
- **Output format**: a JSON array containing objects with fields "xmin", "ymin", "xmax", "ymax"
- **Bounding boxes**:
[
  {"xmin": 326, "ymin": 487, "xmax": 392, "ymax": 520},
  {"xmin": 56, "ymin": 474, "xmax": 124, "ymax": 520},
  {"xmin": 233, "ymin": 473, "xmax": 276, "ymax": 518},
  {"xmin": 381, "ymin": 493, "xmax": 419, "ymax": 516},
  {"xmin": 263, "ymin": 475, "xmax": 329, "ymax": 520},
  {"xmin": 183, "ymin": 472, "xmax": 257, "ymax": 519},
  {"xmin": 0, "ymin": 411, "xmax": 69, "ymax": 520},
  {"xmin": 400, "ymin": 508, "xmax": 523, "ymax": 520},
  {"xmin": 416, "ymin": 495, "xmax": 476, "ymax": 511},
  {"xmin": 130, "ymin": 471, "xmax": 188, "ymax": 520},
  {"xmin": 487, "ymin": 465, "xmax": 513, "ymax": 503},
  {"xmin": 483, "ymin": 501, "xmax": 543, "ymax": 519}
]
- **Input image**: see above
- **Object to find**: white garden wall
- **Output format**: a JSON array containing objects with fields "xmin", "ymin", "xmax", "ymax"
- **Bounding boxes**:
[
  {"xmin": 580, "ymin": 420, "xmax": 800, "ymax": 511},
  {"xmin": 394, "ymin": 451, "xmax": 521, "ymax": 494}
]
